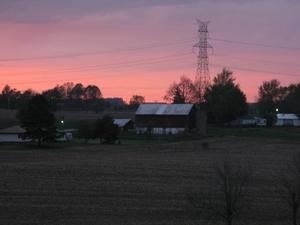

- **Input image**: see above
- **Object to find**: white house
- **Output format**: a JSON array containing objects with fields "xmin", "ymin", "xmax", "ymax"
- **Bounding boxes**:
[
  {"xmin": 0, "ymin": 126, "xmax": 74, "ymax": 142},
  {"xmin": 0, "ymin": 126, "xmax": 30, "ymax": 142},
  {"xmin": 276, "ymin": 114, "xmax": 300, "ymax": 126}
]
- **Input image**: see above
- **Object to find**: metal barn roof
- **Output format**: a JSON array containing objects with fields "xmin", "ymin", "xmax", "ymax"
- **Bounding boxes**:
[
  {"xmin": 114, "ymin": 119, "xmax": 134, "ymax": 127},
  {"xmin": 277, "ymin": 114, "xmax": 299, "ymax": 120},
  {"xmin": 135, "ymin": 104, "xmax": 194, "ymax": 115}
]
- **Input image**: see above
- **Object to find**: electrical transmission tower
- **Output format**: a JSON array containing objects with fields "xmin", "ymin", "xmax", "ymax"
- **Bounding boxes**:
[{"xmin": 193, "ymin": 19, "xmax": 213, "ymax": 102}]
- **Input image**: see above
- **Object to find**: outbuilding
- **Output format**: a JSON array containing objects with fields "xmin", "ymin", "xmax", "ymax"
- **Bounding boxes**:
[
  {"xmin": 276, "ymin": 114, "xmax": 300, "ymax": 126},
  {"xmin": 114, "ymin": 119, "xmax": 135, "ymax": 131},
  {"xmin": 0, "ymin": 126, "xmax": 29, "ymax": 142},
  {"xmin": 135, "ymin": 103, "xmax": 197, "ymax": 134}
]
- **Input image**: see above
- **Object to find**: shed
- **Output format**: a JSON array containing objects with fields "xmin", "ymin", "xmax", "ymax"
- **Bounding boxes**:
[
  {"xmin": 0, "ymin": 126, "xmax": 29, "ymax": 142},
  {"xmin": 135, "ymin": 104, "xmax": 196, "ymax": 134},
  {"xmin": 276, "ymin": 114, "xmax": 300, "ymax": 126},
  {"xmin": 114, "ymin": 119, "xmax": 135, "ymax": 131}
]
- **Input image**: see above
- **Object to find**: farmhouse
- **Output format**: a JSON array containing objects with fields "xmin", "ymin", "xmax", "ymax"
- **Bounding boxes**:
[
  {"xmin": 114, "ymin": 119, "xmax": 135, "ymax": 131},
  {"xmin": 135, "ymin": 103, "xmax": 200, "ymax": 134},
  {"xmin": 0, "ymin": 126, "xmax": 74, "ymax": 142},
  {"xmin": 0, "ymin": 126, "xmax": 30, "ymax": 142},
  {"xmin": 276, "ymin": 114, "xmax": 300, "ymax": 126}
]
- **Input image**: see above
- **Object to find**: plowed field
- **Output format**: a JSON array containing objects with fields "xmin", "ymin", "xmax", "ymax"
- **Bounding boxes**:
[{"xmin": 1, "ymin": 137, "xmax": 299, "ymax": 224}]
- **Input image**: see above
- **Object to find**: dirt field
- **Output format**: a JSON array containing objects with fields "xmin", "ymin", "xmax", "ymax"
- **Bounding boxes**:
[{"xmin": 1, "ymin": 137, "xmax": 300, "ymax": 224}]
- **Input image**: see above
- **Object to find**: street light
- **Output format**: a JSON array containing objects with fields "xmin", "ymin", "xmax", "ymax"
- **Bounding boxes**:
[
  {"xmin": 61, "ymin": 115, "xmax": 64, "ymax": 131},
  {"xmin": 275, "ymin": 108, "xmax": 278, "ymax": 128}
]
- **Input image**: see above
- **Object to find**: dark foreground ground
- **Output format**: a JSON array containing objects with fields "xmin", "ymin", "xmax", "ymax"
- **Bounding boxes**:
[{"xmin": 1, "ymin": 137, "xmax": 300, "ymax": 224}]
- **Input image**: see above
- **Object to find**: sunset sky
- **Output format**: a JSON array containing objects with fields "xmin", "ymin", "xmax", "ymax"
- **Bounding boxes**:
[{"xmin": 1, "ymin": 0, "xmax": 299, "ymax": 103}]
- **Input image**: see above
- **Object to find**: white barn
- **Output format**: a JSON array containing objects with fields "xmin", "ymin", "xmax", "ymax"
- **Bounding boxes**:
[{"xmin": 276, "ymin": 114, "xmax": 300, "ymax": 126}]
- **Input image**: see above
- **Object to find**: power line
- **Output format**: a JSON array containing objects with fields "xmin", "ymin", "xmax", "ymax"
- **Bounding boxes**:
[
  {"xmin": 0, "ymin": 63, "xmax": 196, "ymax": 86},
  {"xmin": 0, "ymin": 53, "xmax": 194, "ymax": 76},
  {"xmin": 210, "ymin": 64, "xmax": 300, "ymax": 77},
  {"xmin": 1, "ymin": 36, "xmax": 298, "ymax": 63},
  {"xmin": 0, "ymin": 38, "xmax": 197, "ymax": 62},
  {"xmin": 209, "ymin": 38, "xmax": 300, "ymax": 50},
  {"xmin": 212, "ymin": 53, "xmax": 300, "ymax": 67}
]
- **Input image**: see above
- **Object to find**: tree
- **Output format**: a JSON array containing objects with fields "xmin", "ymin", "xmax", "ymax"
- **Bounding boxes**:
[
  {"xmin": 16, "ymin": 94, "xmax": 57, "ymax": 146},
  {"xmin": 83, "ymin": 85, "xmax": 103, "ymax": 112},
  {"xmin": 76, "ymin": 120, "xmax": 92, "ymax": 143},
  {"xmin": 187, "ymin": 159, "xmax": 252, "ymax": 225},
  {"xmin": 42, "ymin": 86, "xmax": 63, "ymax": 111},
  {"xmin": 279, "ymin": 82, "xmax": 300, "ymax": 114},
  {"xmin": 213, "ymin": 159, "xmax": 252, "ymax": 225},
  {"xmin": 163, "ymin": 75, "xmax": 195, "ymax": 103},
  {"xmin": 173, "ymin": 86, "xmax": 186, "ymax": 103},
  {"xmin": 204, "ymin": 69, "xmax": 248, "ymax": 125},
  {"xmin": 266, "ymin": 113, "xmax": 277, "ymax": 127},
  {"xmin": 70, "ymin": 83, "xmax": 85, "ymax": 100},
  {"xmin": 257, "ymin": 79, "xmax": 281, "ymax": 117},
  {"xmin": 20, "ymin": 88, "xmax": 36, "ymax": 100},
  {"xmin": 84, "ymin": 85, "xmax": 102, "ymax": 100},
  {"xmin": 58, "ymin": 82, "xmax": 74, "ymax": 100},
  {"xmin": 213, "ymin": 68, "xmax": 236, "ymax": 86},
  {"xmin": 69, "ymin": 83, "xmax": 85, "ymax": 110},
  {"xmin": 128, "ymin": 95, "xmax": 145, "ymax": 110},
  {"xmin": 0, "ymin": 85, "xmax": 20, "ymax": 109},
  {"xmin": 279, "ymin": 154, "xmax": 300, "ymax": 225},
  {"xmin": 93, "ymin": 115, "xmax": 119, "ymax": 143}
]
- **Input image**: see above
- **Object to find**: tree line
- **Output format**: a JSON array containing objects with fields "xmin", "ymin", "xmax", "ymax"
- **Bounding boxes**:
[
  {"xmin": 0, "ymin": 82, "xmax": 145, "ymax": 112},
  {"xmin": 2, "ymin": 68, "xmax": 299, "ymax": 124},
  {"xmin": 164, "ymin": 68, "xmax": 300, "ymax": 125}
]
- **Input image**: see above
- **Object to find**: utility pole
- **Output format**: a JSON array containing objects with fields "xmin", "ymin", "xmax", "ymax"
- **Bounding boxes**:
[{"xmin": 193, "ymin": 19, "xmax": 213, "ymax": 102}]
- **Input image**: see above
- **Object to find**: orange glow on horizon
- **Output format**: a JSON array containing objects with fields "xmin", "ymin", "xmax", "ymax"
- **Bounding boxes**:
[{"xmin": 2, "ymin": 64, "xmax": 294, "ymax": 104}]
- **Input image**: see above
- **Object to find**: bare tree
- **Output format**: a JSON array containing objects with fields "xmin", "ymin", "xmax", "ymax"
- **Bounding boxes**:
[
  {"xmin": 187, "ymin": 158, "xmax": 252, "ymax": 225},
  {"xmin": 214, "ymin": 159, "xmax": 252, "ymax": 225},
  {"xmin": 163, "ymin": 75, "xmax": 195, "ymax": 103},
  {"xmin": 279, "ymin": 155, "xmax": 300, "ymax": 225},
  {"xmin": 128, "ymin": 95, "xmax": 145, "ymax": 110}
]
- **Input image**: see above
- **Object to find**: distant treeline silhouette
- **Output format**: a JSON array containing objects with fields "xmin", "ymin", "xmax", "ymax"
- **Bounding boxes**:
[{"xmin": 0, "ymin": 82, "xmax": 128, "ymax": 112}]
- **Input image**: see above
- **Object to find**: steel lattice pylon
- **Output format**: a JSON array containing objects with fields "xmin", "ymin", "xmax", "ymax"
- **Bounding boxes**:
[{"xmin": 193, "ymin": 19, "xmax": 213, "ymax": 102}]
